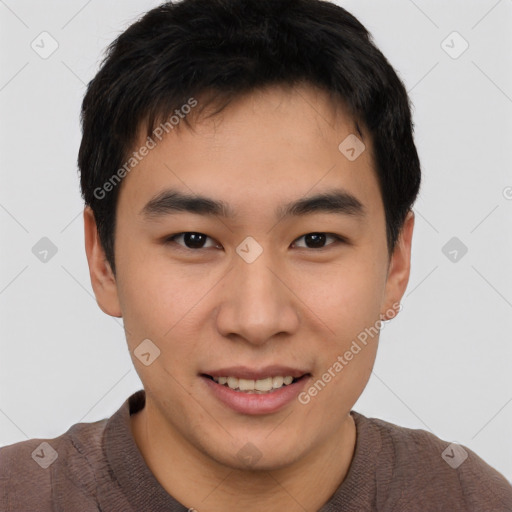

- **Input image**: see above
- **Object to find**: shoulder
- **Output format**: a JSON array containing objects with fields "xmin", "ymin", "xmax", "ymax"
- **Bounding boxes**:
[
  {"xmin": 354, "ymin": 412, "xmax": 512, "ymax": 511},
  {"xmin": 0, "ymin": 417, "xmax": 109, "ymax": 511}
]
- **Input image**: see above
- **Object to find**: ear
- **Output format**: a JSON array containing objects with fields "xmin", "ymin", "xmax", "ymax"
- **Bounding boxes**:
[
  {"xmin": 83, "ymin": 206, "xmax": 122, "ymax": 318},
  {"xmin": 381, "ymin": 210, "xmax": 415, "ymax": 320}
]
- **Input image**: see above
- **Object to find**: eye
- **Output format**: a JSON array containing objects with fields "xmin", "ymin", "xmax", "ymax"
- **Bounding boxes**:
[
  {"xmin": 291, "ymin": 232, "xmax": 345, "ymax": 249},
  {"xmin": 165, "ymin": 232, "xmax": 220, "ymax": 250},
  {"xmin": 164, "ymin": 231, "xmax": 347, "ymax": 251}
]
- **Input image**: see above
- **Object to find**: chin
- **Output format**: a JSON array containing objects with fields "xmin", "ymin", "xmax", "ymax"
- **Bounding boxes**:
[{"xmin": 205, "ymin": 434, "xmax": 308, "ymax": 473}]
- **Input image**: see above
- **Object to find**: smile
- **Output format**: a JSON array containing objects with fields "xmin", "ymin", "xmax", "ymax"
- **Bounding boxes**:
[
  {"xmin": 200, "ymin": 374, "xmax": 311, "ymax": 414},
  {"xmin": 206, "ymin": 375, "xmax": 300, "ymax": 393}
]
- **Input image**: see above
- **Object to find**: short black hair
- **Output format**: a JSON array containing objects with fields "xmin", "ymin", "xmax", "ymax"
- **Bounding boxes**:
[{"xmin": 78, "ymin": 0, "xmax": 421, "ymax": 276}]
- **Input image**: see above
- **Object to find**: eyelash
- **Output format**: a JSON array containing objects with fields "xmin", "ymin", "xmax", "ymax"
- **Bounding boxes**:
[{"xmin": 163, "ymin": 232, "xmax": 347, "ymax": 251}]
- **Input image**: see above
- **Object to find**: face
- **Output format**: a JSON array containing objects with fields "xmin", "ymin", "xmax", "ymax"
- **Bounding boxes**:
[{"xmin": 85, "ymin": 83, "xmax": 413, "ymax": 471}]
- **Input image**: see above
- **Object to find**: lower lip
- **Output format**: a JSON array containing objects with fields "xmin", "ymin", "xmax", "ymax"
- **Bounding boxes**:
[{"xmin": 200, "ymin": 375, "xmax": 311, "ymax": 415}]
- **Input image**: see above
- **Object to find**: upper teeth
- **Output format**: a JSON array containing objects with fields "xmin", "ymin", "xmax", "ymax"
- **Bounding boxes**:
[{"xmin": 213, "ymin": 375, "xmax": 294, "ymax": 391}]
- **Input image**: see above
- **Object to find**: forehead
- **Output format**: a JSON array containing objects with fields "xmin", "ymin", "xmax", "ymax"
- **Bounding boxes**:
[{"xmin": 116, "ymin": 83, "xmax": 381, "ymax": 223}]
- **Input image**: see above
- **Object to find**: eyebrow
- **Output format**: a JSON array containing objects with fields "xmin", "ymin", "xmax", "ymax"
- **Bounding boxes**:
[{"xmin": 140, "ymin": 187, "xmax": 365, "ymax": 221}]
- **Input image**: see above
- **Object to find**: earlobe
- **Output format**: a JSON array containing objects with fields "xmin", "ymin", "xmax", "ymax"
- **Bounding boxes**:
[
  {"xmin": 381, "ymin": 210, "xmax": 415, "ymax": 320},
  {"xmin": 83, "ymin": 206, "xmax": 122, "ymax": 318}
]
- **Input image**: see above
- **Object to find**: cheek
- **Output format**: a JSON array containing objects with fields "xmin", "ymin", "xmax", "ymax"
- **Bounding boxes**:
[
  {"xmin": 116, "ymin": 254, "xmax": 212, "ymax": 368},
  {"xmin": 300, "ymin": 265, "xmax": 383, "ymax": 408},
  {"xmin": 116, "ymin": 241, "xmax": 185, "ymax": 322},
  {"xmin": 294, "ymin": 257, "xmax": 385, "ymax": 398},
  {"xmin": 115, "ymin": 252, "xmax": 171, "ymax": 344},
  {"xmin": 117, "ymin": 269, "xmax": 201, "ymax": 397},
  {"xmin": 296, "ymin": 256, "xmax": 384, "ymax": 332}
]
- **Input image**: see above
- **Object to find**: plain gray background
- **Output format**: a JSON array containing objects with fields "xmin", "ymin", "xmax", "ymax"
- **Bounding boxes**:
[{"xmin": 1, "ymin": 0, "xmax": 511, "ymax": 482}]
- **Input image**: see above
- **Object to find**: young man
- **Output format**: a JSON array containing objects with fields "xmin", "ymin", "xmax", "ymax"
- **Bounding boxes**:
[{"xmin": 1, "ymin": 0, "xmax": 511, "ymax": 510}]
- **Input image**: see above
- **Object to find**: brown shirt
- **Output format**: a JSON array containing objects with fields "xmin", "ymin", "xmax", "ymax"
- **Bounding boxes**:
[{"xmin": 1, "ymin": 389, "xmax": 511, "ymax": 511}]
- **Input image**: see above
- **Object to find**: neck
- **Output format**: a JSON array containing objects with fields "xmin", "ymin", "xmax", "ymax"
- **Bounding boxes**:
[{"xmin": 130, "ymin": 401, "xmax": 356, "ymax": 512}]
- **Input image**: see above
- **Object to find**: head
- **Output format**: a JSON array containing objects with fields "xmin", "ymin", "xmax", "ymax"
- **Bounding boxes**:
[{"xmin": 81, "ymin": 0, "xmax": 420, "ymax": 470}]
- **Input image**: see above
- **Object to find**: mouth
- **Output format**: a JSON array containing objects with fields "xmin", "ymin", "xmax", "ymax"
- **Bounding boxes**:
[
  {"xmin": 199, "ymin": 370, "xmax": 312, "ymax": 415},
  {"xmin": 201, "ymin": 374, "xmax": 309, "ymax": 394}
]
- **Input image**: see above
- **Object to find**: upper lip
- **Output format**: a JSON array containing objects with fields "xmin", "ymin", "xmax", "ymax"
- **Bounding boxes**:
[{"xmin": 202, "ymin": 365, "xmax": 310, "ymax": 380}]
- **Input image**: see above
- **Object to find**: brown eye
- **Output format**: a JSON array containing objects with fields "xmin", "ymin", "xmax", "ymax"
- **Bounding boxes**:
[
  {"xmin": 292, "ymin": 233, "xmax": 344, "ymax": 249},
  {"xmin": 165, "ymin": 232, "xmax": 219, "ymax": 250}
]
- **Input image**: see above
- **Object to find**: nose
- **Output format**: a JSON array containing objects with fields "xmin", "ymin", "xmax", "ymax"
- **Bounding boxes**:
[{"xmin": 215, "ymin": 246, "xmax": 300, "ymax": 346}]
